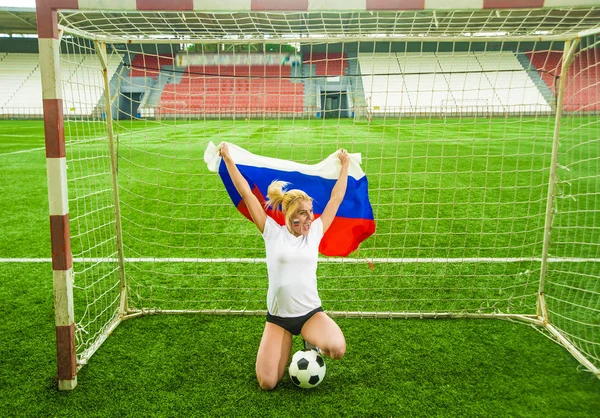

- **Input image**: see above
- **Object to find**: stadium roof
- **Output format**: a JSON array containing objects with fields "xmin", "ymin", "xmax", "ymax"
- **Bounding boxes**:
[{"xmin": 0, "ymin": 7, "xmax": 37, "ymax": 35}]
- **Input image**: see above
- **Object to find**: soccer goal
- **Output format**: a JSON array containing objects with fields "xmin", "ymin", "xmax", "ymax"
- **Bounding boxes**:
[{"xmin": 36, "ymin": 0, "xmax": 600, "ymax": 390}]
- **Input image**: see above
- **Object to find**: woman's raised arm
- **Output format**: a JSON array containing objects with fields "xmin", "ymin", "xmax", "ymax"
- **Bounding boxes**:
[
  {"xmin": 219, "ymin": 142, "xmax": 267, "ymax": 233},
  {"xmin": 319, "ymin": 149, "xmax": 349, "ymax": 234}
]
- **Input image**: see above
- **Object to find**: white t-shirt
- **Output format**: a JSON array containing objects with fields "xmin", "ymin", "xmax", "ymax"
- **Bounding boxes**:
[{"xmin": 262, "ymin": 216, "xmax": 323, "ymax": 317}]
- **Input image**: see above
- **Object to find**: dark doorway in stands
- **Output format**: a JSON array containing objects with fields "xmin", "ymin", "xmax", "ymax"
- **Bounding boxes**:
[
  {"xmin": 118, "ymin": 92, "xmax": 142, "ymax": 120},
  {"xmin": 320, "ymin": 92, "xmax": 350, "ymax": 118}
]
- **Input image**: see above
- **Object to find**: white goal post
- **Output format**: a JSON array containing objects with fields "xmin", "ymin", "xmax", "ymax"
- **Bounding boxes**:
[{"xmin": 36, "ymin": 0, "xmax": 600, "ymax": 390}]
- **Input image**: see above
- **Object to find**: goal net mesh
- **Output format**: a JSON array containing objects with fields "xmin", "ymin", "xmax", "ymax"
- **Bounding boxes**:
[{"xmin": 51, "ymin": 8, "xmax": 599, "ymax": 371}]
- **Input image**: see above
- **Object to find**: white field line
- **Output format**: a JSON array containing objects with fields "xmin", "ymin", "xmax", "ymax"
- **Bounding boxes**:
[
  {"xmin": 0, "ymin": 146, "xmax": 46, "ymax": 156},
  {"xmin": 2, "ymin": 257, "xmax": 600, "ymax": 263},
  {"xmin": 0, "ymin": 122, "xmax": 187, "ymax": 158}
]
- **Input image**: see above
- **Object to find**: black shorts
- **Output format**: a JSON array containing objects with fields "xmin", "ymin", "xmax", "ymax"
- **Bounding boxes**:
[{"xmin": 266, "ymin": 307, "xmax": 323, "ymax": 336}]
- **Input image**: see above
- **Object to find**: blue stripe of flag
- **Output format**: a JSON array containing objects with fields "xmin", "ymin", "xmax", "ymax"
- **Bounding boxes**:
[{"xmin": 219, "ymin": 162, "xmax": 374, "ymax": 220}]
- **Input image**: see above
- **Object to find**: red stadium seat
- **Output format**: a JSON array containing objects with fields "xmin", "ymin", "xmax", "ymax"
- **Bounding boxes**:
[
  {"xmin": 157, "ymin": 63, "xmax": 304, "ymax": 115},
  {"xmin": 526, "ymin": 49, "xmax": 600, "ymax": 111}
]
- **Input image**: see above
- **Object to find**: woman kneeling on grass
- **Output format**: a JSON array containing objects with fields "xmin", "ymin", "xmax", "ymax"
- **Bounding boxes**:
[{"xmin": 218, "ymin": 142, "xmax": 348, "ymax": 390}]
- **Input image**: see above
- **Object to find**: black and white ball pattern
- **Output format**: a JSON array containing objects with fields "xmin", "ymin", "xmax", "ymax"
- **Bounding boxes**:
[{"xmin": 288, "ymin": 349, "xmax": 326, "ymax": 389}]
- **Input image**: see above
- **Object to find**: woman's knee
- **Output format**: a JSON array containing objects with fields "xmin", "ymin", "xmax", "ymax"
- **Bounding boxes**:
[
  {"xmin": 325, "ymin": 339, "xmax": 346, "ymax": 360},
  {"xmin": 256, "ymin": 370, "xmax": 280, "ymax": 391}
]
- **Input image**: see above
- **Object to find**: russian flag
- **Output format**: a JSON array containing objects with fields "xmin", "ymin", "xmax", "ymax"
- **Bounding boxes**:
[{"xmin": 204, "ymin": 142, "xmax": 375, "ymax": 257}]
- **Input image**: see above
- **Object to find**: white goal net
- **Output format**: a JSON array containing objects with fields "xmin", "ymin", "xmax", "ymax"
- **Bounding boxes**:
[{"xmin": 41, "ymin": 6, "xmax": 600, "ymax": 378}]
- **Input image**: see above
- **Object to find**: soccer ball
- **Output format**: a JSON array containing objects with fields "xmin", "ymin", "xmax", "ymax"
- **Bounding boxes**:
[{"xmin": 288, "ymin": 349, "xmax": 326, "ymax": 389}]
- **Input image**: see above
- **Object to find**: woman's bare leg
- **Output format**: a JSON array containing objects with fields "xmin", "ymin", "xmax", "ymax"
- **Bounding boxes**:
[
  {"xmin": 300, "ymin": 312, "xmax": 346, "ymax": 360},
  {"xmin": 255, "ymin": 322, "xmax": 293, "ymax": 390}
]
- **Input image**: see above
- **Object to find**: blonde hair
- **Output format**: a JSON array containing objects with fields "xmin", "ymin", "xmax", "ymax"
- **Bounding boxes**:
[{"xmin": 266, "ymin": 181, "xmax": 312, "ymax": 225}]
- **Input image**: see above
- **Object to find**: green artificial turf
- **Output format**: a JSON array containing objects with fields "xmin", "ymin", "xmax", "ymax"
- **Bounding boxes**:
[
  {"xmin": 0, "ymin": 263, "xmax": 599, "ymax": 416},
  {"xmin": 0, "ymin": 118, "xmax": 598, "ymax": 416}
]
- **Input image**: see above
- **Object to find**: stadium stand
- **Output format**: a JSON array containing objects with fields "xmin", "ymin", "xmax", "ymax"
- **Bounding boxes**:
[
  {"xmin": 62, "ymin": 54, "xmax": 123, "ymax": 116},
  {"xmin": 357, "ymin": 53, "xmax": 408, "ymax": 113},
  {"xmin": 474, "ymin": 52, "xmax": 549, "ymax": 112},
  {"xmin": 526, "ymin": 49, "xmax": 600, "ymax": 112},
  {"xmin": 0, "ymin": 52, "xmax": 122, "ymax": 117},
  {"xmin": 2, "ymin": 48, "xmax": 597, "ymax": 118},
  {"xmin": 156, "ymin": 64, "xmax": 304, "ymax": 116},
  {"xmin": 358, "ymin": 51, "xmax": 552, "ymax": 115},
  {"xmin": 129, "ymin": 53, "xmax": 174, "ymax": 78},
  {"xmin": 304, "ymin": 52, "xmax": 348, "ymax": 76},
  {"xmin": 0, "ymin": 53, "xmax": 40, "ymax": 111}
]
